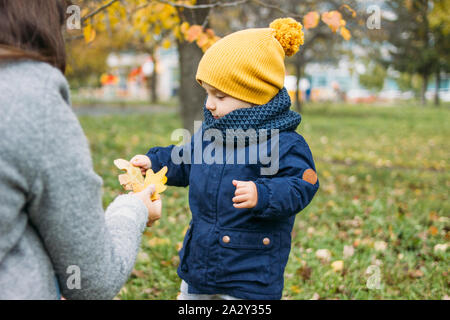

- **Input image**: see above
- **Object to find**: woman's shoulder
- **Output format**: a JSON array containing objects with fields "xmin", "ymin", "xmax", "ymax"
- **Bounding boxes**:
[
  {"xmin": 0, "ymin": 60, "xmax": 70, "ymax": 105},
  {"xmin": 0, "ymin": 60, "xmax": 75, "ymax": 162}
]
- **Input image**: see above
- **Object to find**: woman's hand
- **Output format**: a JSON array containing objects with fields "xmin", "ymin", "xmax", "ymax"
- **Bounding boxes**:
[
  {"xmin": 133, "ymin": 185, "xmax": 162, "ymax": 227},
  {"xmin": 232, "ymin": 180, "xmax": 258, "ymax": 209},
  {"xmin": 130, "ymin": 154, "xmax": 152, "ymax": 175}
]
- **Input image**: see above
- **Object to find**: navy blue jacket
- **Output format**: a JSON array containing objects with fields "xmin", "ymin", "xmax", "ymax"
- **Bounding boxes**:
[{"xmin": 147, "ymin": 128, "xmax": 319, "ymax": 299}]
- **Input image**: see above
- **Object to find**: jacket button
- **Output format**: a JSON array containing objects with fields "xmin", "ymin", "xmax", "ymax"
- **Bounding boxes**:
[
  {"xmin": 263, "ymin": 237, "xmax": 270, "ymax": 245},
  {"xmin": 222, "ymin": 235, "xmax": 231, "ymax": 243}
]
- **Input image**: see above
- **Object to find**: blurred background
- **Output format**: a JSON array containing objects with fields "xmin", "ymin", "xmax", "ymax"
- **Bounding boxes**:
[{"xmin": 65, "ymin": 0, "xmax": 449, "ymax": 300}]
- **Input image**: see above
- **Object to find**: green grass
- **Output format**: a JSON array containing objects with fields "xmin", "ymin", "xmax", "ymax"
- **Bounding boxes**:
[
  {"xmin": 71, "ymin": 95, "xmax": 179, "ymax": 108},
  {"xmin": 79, "ymin": 102, "xmax": 450, "ymax": 300}
]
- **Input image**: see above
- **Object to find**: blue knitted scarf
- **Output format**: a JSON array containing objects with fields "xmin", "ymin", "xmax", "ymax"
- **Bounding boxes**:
[{"xmin": 202, "ymin": 87, "xmax": 301, "ymax": 144}]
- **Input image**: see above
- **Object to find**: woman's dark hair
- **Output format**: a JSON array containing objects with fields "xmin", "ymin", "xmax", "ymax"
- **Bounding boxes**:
[{"xmin": 0, "ymin": 0, "xmax": 70, "ymax": 73}]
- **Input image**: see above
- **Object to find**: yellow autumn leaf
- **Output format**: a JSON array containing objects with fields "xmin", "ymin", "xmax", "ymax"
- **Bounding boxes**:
[
  {"xmin": 154, "ymin": 24, "xmax": 161, "ymax": 35},
  {"xmin": 139, "ymin": 22, "xmax": 150, "ymax": 35},
  {"xmin": 148, "ymin": 237, "xmax": 170, "ymax": 247},
  {"xmin": 196, "ymin": 32, "xmax": 209, "ymax": 48},
  {"xmin": 322, "ymin": 11, "xmax": 342, "ymax": 33},
  {"xmin": 162, "ymin": 39, "xmax": 172, "ymax": 49},
  {"xmin": 83, "ymin": 24, "xmax": 96, "ymax": 43},
  {"xmin": 303, "ymin": 11, "xmax": 320, "ymax": 29},
  {"xmin": 290, "ymin": 285, "xmax": 302, "ymax": 294},
  {"xmin": 186, "ymin": 25, "xmax": 203, "ymax": 42},
  {"xmin": 180, "ymin": 22, "xmax": 190, "ymax": 36},
  {"xmin": 341, "ymin": 4, "xmax": 357, "ymax": 18},
  {"xmin": 113, "ymin": 159, "xmax": 168, "ymax": 201},
  {"xmin": 331, "ymin": 260, "xmax": 344, "ymax": 272},
  {"xmin": 114, "ymin": 159, "xmax": 144, "ymax": 191},
  {"xmin": 143, "ymin": 166, "xmax": 168, "ymax": 200},
  {"xmin": 428, "ymin": 226, "xmax": 438, "ymax": 236},
  {"xmin": 340, "ymin": 26, "xmax": 352, "ymax": 40}
]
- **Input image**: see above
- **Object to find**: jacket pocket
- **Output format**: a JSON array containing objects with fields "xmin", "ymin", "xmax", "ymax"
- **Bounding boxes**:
[
  {"xmin": 179, "ymin": 223, "xmax": 193, "ymax": 273},
  {"xmin": 214, "ymin": 228, "xmax": 278, "ymax": 285}
]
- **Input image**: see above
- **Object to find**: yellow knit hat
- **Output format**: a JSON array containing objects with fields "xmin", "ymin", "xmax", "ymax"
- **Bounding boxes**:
[{"xmin": 196, "ymin": 18, "xmax": 304, "ymax": 105}]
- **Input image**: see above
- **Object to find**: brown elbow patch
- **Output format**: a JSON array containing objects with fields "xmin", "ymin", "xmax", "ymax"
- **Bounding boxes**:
[{"xmin": 302, "ymin": 168, "xmax": 317, "ymax": 185}]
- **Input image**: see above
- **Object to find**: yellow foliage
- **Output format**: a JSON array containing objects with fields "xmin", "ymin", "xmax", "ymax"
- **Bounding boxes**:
[
  {"xmin": 154, "ymin": 24, "xmax": 162, "ymax": 36},
  {"xmin": 180, "ymin": 22, "xmax": 190, "ymax": 34},
  {"xmin": 303, "ymin": 11, "xmax": 320, "ymax": 30},
  {"xmin": 322, "ymin": 11, "xmax": 342, "ymax": 33},
  {"xmin": 340, "ymin": 27, "xmax": 351, "ymax": 40},
  {"xmin": 162, "ymin": 39, "xmax": 172, "ymax": 49},
  {"xmin": 186, "ymin": 25, "xmax": 203, "ymax": 42},
  {"xmin": 341, "ymin": 4, "xmax": 357, "ymax": 18},
  {"xmin": 83, "ymin": 24, "xmax": 96, "ymax": 43},
  {"xmin": 181, "ymin": 24, "xmax": 221, "ymax": 52},
  {"xmin": 76, "ymin": 1, "xmax": 354, "ymax": 62}
]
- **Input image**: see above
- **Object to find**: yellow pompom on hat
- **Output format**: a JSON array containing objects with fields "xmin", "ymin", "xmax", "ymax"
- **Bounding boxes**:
[{"xmin": 196, "ymin": 17, "xmax": 304, "ymax": 105}]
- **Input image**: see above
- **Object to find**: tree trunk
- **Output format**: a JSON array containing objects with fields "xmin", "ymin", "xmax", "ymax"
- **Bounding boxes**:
[
  {"xmin": 421, "ymin": 74, "xmax": 428, "ymax": 106},
  {"xmin": 150, "ymin": 52, "xmax": 158, "ymax": 104},
  {"xmin": 295, "ymin": 63, "xmax": 302, "ymax": 113},
  {"xmin": 177, "ymin": 40, "xmax": 206, "ymax": 133},
  {"xmin": 294, "ymin": 55, "xmax": 303, "ymax": 113},
  {"xmin": 175, "ymin": 1, "xmax": 210, "ymax": 134},
  {"xmin": 434, "ymin": 68, "xmax": 440, "ymax": 106}
]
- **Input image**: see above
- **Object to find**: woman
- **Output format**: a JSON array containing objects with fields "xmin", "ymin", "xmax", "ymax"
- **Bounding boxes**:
[{"xmin": 0, "ymin": 0, "xmax": 162, "ymax": 299}]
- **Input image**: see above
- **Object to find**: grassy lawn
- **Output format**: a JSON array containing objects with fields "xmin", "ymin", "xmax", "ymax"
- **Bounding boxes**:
[{"xmin": 79, "ymin": 102, "xmax": 449, "ymax": 300}]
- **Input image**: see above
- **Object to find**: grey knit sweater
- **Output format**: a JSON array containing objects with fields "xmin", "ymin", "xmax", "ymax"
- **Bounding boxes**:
[{"xmin": 0, "ymin": 61, "xmax": 149, "ymax": 299}]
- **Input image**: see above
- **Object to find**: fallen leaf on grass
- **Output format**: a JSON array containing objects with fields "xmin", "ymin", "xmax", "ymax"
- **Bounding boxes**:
[
  {"xmin": 428, "ymin": 211, "xmax": 439, "ymax": 221},
  {"xmin": 148, "ymin": 237, "xmax": 170, "ymax": 247},
  {"xmin": 428, "ymin": 226, "xmax": 438, "ymax": 236},
  {"xmin": 160, "ymin": 260, "xmax": 171, "ymax": 267},
  {"xmin": 408, "ymin": 269, "xmax": 424, "ymax": 278},
  {"xmin": 307, "ymin": 227, "xmax": 315, "ymax": 236},
  {"xmin": 290, "ymin": 285, "xmax": 302, "ymax": 294},
  {"xmin": 331, "ymin": 260, "xmax": 344, "ymax": 273},
  {"xmin": 137, "ymin": 252, "xmax": 150, "ymax": 263},
  {"xmin": 296, "ymin": 265, "xmax": 312, "ymax": 280},
  {"xmin": 310, "ymin": 292, "xmax": 320, "ymax": 300},
  {"xmin": 343, "ymin": 245, "xmax": 354, "ymax": 258},
  {"xmin": 131, "ymin": 269, "xmax": 146, "ymax": 278},
  {"xmin": 374, "ymin": 241, "xmax": 387, "ymax": 252},
  {"xmin": 315, "ymin": 249, "xmax": 331, "ymax": 262},
  {"xmin": 433, "ymin": 243, "xmax": 448, "ymax": 253}
]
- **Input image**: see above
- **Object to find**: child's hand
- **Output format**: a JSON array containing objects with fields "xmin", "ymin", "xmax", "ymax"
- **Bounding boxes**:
[
  {"xmin": 130, "ymin": 155, "xmax": 152, "ymax": 175},
  {"xmin": 232, "ymin": 180, "xmax": 258, "ymax": 209}
]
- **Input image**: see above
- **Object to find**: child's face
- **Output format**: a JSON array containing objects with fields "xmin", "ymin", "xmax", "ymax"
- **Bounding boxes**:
[{"xmin": 201, "ymin": 82, "xmax": 253, "ymax": 119}]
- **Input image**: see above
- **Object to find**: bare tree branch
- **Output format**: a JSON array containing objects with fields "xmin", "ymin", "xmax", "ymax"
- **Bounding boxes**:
[
  {"xmin": 81, "ymin": 0, "xmax": 120, "ymax": 23},
  {"xmin": 156, "ymin": 0, "xmax": 304, "ymax": 20},
  {"xmin": 250, "ymin": 0, "xmax": 303, "ymax": 20},
  {"xmin": 65, "ymin": 34, "xmax": 85, "ymax": 42},
  {"xmin": 156, "ymin": 0, "xmax": 250, "ymax": 9}
]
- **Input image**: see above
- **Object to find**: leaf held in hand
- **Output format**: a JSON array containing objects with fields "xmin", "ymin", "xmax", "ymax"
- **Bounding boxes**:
[
  {"xmin": 114, "ymin": 159, "xmax": 167, "ymax": 200},
  {"xmin": 143, "ymin": 166, "xmax": 168, "ymax": 201}
]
